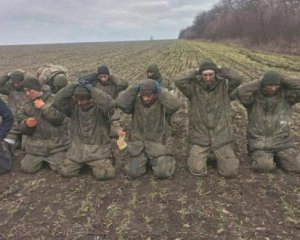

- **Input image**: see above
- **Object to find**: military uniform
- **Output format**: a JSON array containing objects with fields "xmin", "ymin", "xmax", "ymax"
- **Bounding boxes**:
[
  {"xmin": 235, "ymin": 72, "xmax": 300, "ymax": 173},
  {"xmin": 81, "ymin": 70, "xmax": 128, "ymax": 136},
  {"xmin": 146, "ymin": 63, "xmax": 173, "ymax": 91},
  {"xmin": 54, "ymin": 84, "xmax": 116, "ymax": 180},
  {"xmin": 0, "ymin": 70, "xmax": 27, "ymax": 150},
  {"xmin": 18, "ymin": 83, "xmax": 69, "ymax": 173},
  {"xmin": 175, "ymin": 62, "xmax": 242, "ymax": 177},
  {"xmin": 37, "ymin": 64, "xmax": 68, "ymax": 93},
  {"xmin": 116, "ymin": 79, "xmax": 180, "ymax": 178}
]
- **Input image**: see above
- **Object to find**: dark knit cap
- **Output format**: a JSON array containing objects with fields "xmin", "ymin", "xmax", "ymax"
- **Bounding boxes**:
[
  {"xmin": 199, "ymin": 59, "xmax": 218, "ymax": 73},
  {"xmin": 140, "ymin": 79, "xmax": 157, "ymax": 95},
  {"xmin": 10, "ymin": 70, "xmax": 24, "ymax": 82},
  {"xmin": 73, "ymin": 85, "xmax": 91, "ymax": 98},
  {"xmin": 97, "ymin": 66, "xmax": 110, "ymax": 75},
  {"xmin": 22, "ymin": 76, "xmax": 42, "ymax": 91},
  {"xmin": 261, "ymin": 70, "xmax": 282, "ymax": 87}
]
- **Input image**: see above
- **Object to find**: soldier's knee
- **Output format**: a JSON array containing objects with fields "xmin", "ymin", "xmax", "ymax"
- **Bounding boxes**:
[
  {"xmin": 252, "ymin": 159, "xmax": 275, "ymax": 173},
  {"xmin": 124, "ymin": 156, "xmax": 147, "ymax": 178},
  {"xmin": 21, "ymin": 164, "xmax": 40, "ymax": 173},
  {"xmin": 187, "ymin": 157, "xmax": 207, "ymax": 176},
  {"xmin": 59, "ymin": 167, "xmax": 78, "ymax": 178},
  {"xmin": 125, "ymin": 164, "xmax": 143, "ymax": 178},
  {"xmin": 251, "ymin": 150, "xmax": 275, "ymax": 173},
  {"xmin": 153, "ymin": 156, "xmax": 175, "ymax": 179},
  {"xmin": 219, "ymin": 165, "xmax": 239, "ymax": 178},
  {"xmin": 218, "ymin": 159, "xmax": 239, "ymax": 178},
  {"xmin": 93, "ymin": 160, "xmax": 116, "ymax": 180},
  {"xmin": 21, "ymin": 157, "xmax": 42, "ymax": 174},
  {"xmin": 188, "ymin": 163, "xmax": 207, "ymax": 176},
  {"xmin": 59, "ymin": 160, "xmax": 81, "ymax": 178}
]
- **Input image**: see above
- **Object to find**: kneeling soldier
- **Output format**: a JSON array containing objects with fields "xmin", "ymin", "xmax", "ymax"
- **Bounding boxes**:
[
  {"xmin": 116, "ymin": 79, "xmax": 180, "ymax": 179},
  {"xmin": 54, "ymin": 80, "xmax": 116, "ymax": 180}
]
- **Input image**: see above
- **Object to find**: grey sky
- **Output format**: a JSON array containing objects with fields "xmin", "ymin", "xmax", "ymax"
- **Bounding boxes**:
[{"xmin": 0, "ymin": 0, "xmax": 219, "ymax": 45}]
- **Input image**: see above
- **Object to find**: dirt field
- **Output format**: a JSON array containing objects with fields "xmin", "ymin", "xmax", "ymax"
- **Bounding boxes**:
[{"xmin": 0, "ymin": 40, "xmax": 300, "ymax": 240}]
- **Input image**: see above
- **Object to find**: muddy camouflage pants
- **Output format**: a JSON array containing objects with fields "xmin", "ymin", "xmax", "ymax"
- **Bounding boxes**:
[
  {"xmin": 187, "ymin": 144, "xmax": 239, "ymax": 177},
  {"xmin": 251, "ymin": 148, "xmax": 300, "ymax": 173},
  {"xmin": 59, "ymin": 158, "xmax": 116, "ymax": 180},
  {"xmin": 125, "ymin": 150, "xmax": 175, "ymax": 179},
  {"xmin": 4, "ymin": 121, "xmax": 21, "ymax": 152},
  {"xmin": 109, "ymin": 109, "xmax": 123, "ymax": 138},
  {"xmin": 21, "ymin": 151, "xmax": 66, "ymax": 173}
]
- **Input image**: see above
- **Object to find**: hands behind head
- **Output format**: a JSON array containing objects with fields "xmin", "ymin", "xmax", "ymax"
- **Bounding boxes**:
[
  {"xmin": 133, "ymin": 80, "xmax": 161, "ymax": 93},
  {"xmin": 78, "ymin": 79, "xmax": 93, "ymax": 89},
  {"xmin": 155, "ymin": 81, "xmax": 161, "ymax": 93},
  {"xmin": 133, "ymin": 83, "xmax": 140, "ymax": 93}
]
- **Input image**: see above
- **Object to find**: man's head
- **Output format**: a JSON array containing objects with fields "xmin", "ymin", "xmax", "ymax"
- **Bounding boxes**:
[
  {"xmin": 51, "ymin": 73, "xmax": 68, "ymax": 93},
  {"xmin": 22, "ymin": 76, "xmax": 43, "ymax": 100},
  {"xmin": 139, "ymin": 79, "xmax": 158, "ymax": 106},
  {"xmin": 146, "ymin": 63, "xmax": 160, "ymax": 80},
  {"xmin": 261, "ymin": 70, "xmax": 282, "ymax": 96},
  {"xmin": 199, "ymin": 59, "xmax": 218, "ymax": 85},
  {"xmin": 73, "ymin": 85, "xmax": 93, "ymax": 110},
  {"xmin": 10, "ymin": 69, "xmax": 24, "ymax": 90},
  {"xmin": 97, "ymin": 65, "xmax": 110, "ymax": 85}
]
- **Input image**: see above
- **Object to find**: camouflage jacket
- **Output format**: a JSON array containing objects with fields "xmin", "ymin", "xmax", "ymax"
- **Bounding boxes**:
[
  {"xmin": 175, "ymin": 68, "xmax": 242, "ymax": 149},
  {"xmin": 81, "ymin": 73, "xmax": 128, "ymax": 99},
  {"xmin": 235, "ymin": 78, "xmax": 300, "ymax": 152},
  {"xmin": 18, "ymin": 91, "xmax": 69, "ymax": 156},
  {"xmin": 37, "ymin": 64, "xmax": 68, "ymax": 85},
  {"xmin": 0, "ymin": 74, "xmax": 27, "ymax": 117},
  {"xmin": 54, "ymin": 84, "xmax": 115, "ymax": 162},
  {"xmin": 116, "ymin": 87, "xmax": 180, "ymax": 157}
]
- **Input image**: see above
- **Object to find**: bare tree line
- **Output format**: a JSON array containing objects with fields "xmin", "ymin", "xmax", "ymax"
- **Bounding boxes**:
[{"xmin": 179, "ymin": 0, "xmax": 300, "ymax": 49}]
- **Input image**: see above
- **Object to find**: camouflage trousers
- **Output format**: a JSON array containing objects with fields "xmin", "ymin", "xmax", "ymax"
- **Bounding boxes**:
[
  {"xmin": 187, "ymin": 144, "xmax": 239, "ymax": 177},
  {"xmin": 109, "ymin": 109, "xmax": 123, "ymax": 138},
  {"xmin": 21, "ymin": 151, "xmax": 66, "ymax": 173},
  {"xmin": 251, "ymin": 147, "xmax": 300, "ymax": 173},
  {"xmin": 59, "ymin": 158, "xmax": 116, "ymax": 180},
  {"xmin": 125, "ymin": 149, "xmax": 175, "ymax": 179},
  {"xmin": 4, "ymin": 121, "xmax": 22, "ymax": 152}
]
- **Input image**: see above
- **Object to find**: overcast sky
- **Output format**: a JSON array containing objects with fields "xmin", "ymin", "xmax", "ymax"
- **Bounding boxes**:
[{"xmin": 0, "ymin": 0, "xmax": 219, "ymax": 45}]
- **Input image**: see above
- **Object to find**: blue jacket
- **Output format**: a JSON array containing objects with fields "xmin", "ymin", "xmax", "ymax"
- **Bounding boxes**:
[{"xmin": 0, "ymin": 99, "xmax": 14, "ymax": 140}]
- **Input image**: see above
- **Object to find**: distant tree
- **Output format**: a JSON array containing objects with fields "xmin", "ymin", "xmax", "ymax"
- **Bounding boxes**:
[{"xmin": 178, "ymin": 0, "xmax": 300, "ymax": 48}]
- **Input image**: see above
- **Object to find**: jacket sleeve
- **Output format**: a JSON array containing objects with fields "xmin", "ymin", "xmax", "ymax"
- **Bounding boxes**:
[
  {"xmin": 19, "ymin": 119, "xmax": 35, "ymax": 136},
  {"xmin": 40, "ymin": 95, "xmax": 66, "ymax": 126},
  {"xmin": 0, "ymin": 99, "xmax": 14, "ymax": 140},
  {"xmin": 175, "ymin": 69, "xmax": 197, "ymax": 99},
  {"xmin": 235, "ymin": 79, "xmax": 261, "ymax": 107},
  {"xmin": 54, "ymin": 84, "xmax": 76, "ymax": 117},
  {"xmin": 110, "ymin": 74, "xmax": 129, "ymax": 92},
  {"xmin": 0, "ymin": 75, "xmax": 11, "ymax": 95},
  {"xmin": 218, "ymin": 67, "xmax": 242, "ymax": 95},
  {"xmin": 90, "ymin": 87, "xmax": 115, "ymax": 113},
  {"xmin": 159, "ymin": 88, "xmax": 180, "ymax": 116},
  {"xmin": 164, "ymin": 78, "xmax": 175, "ymax": 91},
  {"xmin": 116, "ymin": 87, "xmax": 138, "ymax": 114},
  {"xmin": 17, "ymin": 102, "xmax": 36, "ymax": 136},
  {"xmin": 281, "ymin": 77, "xmax": 300, "ymax": 104}
]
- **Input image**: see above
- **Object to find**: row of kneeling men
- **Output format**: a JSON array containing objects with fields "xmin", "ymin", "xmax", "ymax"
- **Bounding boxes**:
[{"xmin": 0, "ymin": 60, "xmax": 300, "ymax": 178}]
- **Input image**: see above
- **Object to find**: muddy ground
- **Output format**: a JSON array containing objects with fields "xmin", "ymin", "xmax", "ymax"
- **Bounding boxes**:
[{"xmin": 0, "ymin": 40, "xmax": 299, "ymax": 240}]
